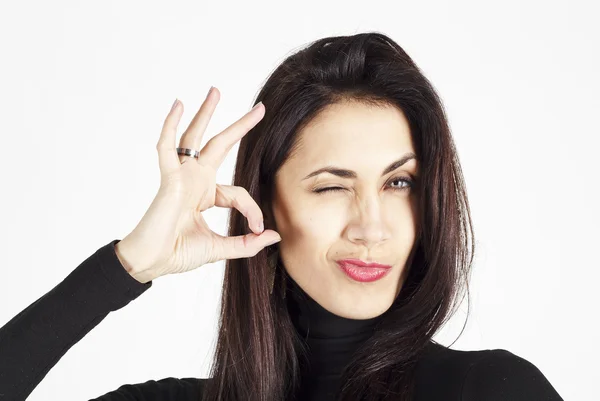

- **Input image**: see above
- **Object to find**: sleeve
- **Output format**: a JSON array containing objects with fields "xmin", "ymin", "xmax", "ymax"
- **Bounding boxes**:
[
  {"xmin": 0, "ymin": 239, "xmax": 153, "ymax": 401},
  {"xmin": 89, "ymin": 377, "xmax": 206, "ymax": 401},
  {"xmin": 460, "ymin": 349, "xmax": 564, "ymax": 401}
]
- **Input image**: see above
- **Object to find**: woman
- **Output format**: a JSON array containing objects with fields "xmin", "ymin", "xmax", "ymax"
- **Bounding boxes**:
[{"xmin": 0, "ymin": 32, "xmax": 563, "ymax": 401}]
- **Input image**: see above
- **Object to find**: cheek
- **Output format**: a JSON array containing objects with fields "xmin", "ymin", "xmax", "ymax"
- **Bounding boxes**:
[
  {"xmin": 388, "ymin": 202, "xmax": 418, "ymax": 232},
  {"xmin": 388, "ymin": 206, "xmax": 418, "ymax": 252},
  {"xmin": 273, "ymin": 195, "xmax": 338, "ymax": 245},
  {"xmin": 278, "ymin": 210, "xmax": 334, "ymax": 281},
  {"xmin": 289, "ymin": 207, "xmax": 339, "ymax": 245}
]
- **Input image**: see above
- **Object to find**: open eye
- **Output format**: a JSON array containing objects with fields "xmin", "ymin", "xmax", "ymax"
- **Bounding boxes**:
[
  {"xmin": 388, "ymin": 176, "xmax": 414, "ymax": 191},
  {"xmin": 313, "ymin": 176, "xmax": 415, "ymax": 194}
]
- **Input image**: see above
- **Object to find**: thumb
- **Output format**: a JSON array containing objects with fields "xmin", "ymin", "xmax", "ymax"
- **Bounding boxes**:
[{"xmin": 213, "ymin": 231, "xmax": 281, "ymax": 261}]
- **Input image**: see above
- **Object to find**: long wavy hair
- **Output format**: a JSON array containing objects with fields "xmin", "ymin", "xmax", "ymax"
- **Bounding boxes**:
[{"xmin": 201, "ymin": 31, "xmax": 475, "ymax": 401}]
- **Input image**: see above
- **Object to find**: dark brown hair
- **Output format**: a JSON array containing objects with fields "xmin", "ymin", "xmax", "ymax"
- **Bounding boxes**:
[{"xmin": 201, "ymin": 31, "xmax": 475, "ymax": 401}]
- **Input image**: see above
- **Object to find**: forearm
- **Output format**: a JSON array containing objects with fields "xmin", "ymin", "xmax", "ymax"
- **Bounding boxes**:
[{"xmin": 0, "ymin": 240, "xmax": 152, "ymax": 400}]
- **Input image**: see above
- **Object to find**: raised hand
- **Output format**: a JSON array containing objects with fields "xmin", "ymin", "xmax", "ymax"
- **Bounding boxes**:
[{"xmin": 115, "ymin": 88, "xmax": 281, "ymax": 283}]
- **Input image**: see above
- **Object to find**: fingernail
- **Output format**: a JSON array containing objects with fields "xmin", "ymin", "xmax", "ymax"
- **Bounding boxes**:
[
  {"xmin": 258, "ymin": 221, "xmax": 264, "ymax": 233},
  {"xmin": 171, "ymin": 98, "xmax": 178, "ymax": 111},
  {"xmin": 252, "ymin": 101, "xmax": 263, "ymax": 111},
  {"xmin": 206, "ymin": 86, "xmax": 213, "ymax": 98}
]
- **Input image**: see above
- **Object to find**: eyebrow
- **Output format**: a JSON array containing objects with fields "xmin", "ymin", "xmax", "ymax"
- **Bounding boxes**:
[{"xmin": 302, "ymin": 152, "xmax": 418, "ymax": 181}]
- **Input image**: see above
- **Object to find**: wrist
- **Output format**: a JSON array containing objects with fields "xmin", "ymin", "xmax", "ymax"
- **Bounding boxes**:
[
  {"xmin": 115, "ymin": 239, "xmax": 157, "ymax": 284},
  {"xmin": 128, "ymin": 269, "xmax": 157, "ymax": 284}
]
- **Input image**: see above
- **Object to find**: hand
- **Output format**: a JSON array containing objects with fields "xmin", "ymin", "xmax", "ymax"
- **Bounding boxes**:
[{"xmin": 115, "ymin": 88, "xmax": 281, "ymax": 283}]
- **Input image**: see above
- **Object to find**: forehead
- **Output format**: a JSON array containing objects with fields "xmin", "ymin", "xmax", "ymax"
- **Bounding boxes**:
[{"xmin": 284, "ymin": 101, "xmax": 415, "ymax": 174}]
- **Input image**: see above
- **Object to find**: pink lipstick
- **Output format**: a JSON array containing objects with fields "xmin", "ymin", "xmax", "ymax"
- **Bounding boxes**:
[{"xmin": 336, "ymin": 259, "xmax": 392, "ymax": 283}]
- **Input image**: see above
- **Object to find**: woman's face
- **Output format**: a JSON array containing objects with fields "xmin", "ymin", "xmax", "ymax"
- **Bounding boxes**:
[{"xmin": 271, "ymin": 100, "xmax": 420, "ymax": 319}]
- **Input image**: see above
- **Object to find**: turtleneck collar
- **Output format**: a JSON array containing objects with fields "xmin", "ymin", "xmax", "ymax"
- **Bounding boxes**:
[{"xmin": 285, "ymin": 274, "xmax": 384, "ymax": 399}]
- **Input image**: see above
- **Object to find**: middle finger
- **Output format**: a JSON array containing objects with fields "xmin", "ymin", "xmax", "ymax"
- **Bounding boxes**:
[{"xmin": 178, "ymin": 86, "xmax": 220, "ymax": 163}]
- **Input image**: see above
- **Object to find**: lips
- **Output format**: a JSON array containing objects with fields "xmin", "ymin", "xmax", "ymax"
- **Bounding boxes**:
[
  {"xmin": 336, "ymin": 259, "xmax": 392, "ymax": 283},
  {"xmin": 336, "ymin": 258, "xmax": 392, "ymax": 269}
]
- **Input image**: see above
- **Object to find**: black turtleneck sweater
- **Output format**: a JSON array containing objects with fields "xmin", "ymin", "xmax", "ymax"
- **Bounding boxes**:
[
  {"xmin": 0, "ymin": 239, "xmax": 564, "ymax": 400},
  {"xmin": 285, "ymin": 272, "xmax": 384, "ymax": 399}
]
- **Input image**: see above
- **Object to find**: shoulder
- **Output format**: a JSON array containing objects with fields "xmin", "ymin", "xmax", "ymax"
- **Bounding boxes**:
[
  {"xmin": 91, "ymin": 377, "xmax": 209, "ymax": 400},
  {"xmin": 414, "ymin": 341, "xmax": 563, "ymax": 401},
  {"xmin": 460, "ymin": 347, "xmax": 563, "ymax": 400}
]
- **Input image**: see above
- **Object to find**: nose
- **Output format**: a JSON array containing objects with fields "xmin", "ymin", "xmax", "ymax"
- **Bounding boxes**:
[{"xmin": 345, "ymin": 193, "xmax": 391, "ymax": 248}]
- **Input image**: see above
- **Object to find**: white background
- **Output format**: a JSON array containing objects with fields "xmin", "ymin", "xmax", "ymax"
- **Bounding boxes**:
[{"xmin": 0, "ymin": 1, "xmax": 598, "ymax": 400}]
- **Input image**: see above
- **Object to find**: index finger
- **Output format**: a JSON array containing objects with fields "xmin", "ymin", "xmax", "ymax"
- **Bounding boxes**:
[{"xmin": 197, "ymin": 101, "xmax": 264, "ymax": 169}]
